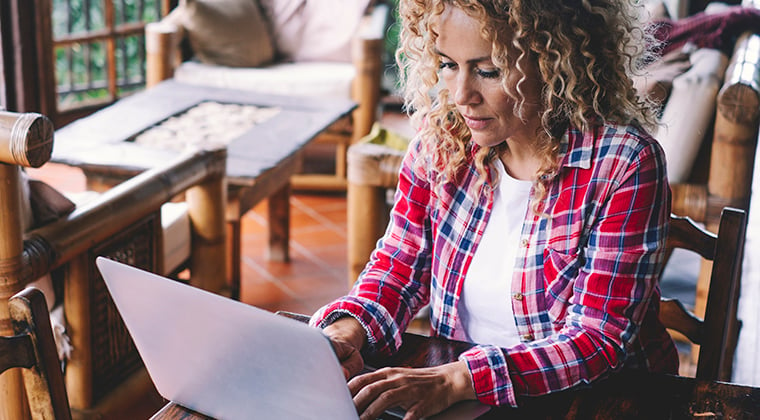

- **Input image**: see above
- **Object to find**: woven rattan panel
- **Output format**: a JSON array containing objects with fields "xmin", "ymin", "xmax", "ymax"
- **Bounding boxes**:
[{"xmin": 87, "ymin": 212, "xmax": 161, "ymax": 403}]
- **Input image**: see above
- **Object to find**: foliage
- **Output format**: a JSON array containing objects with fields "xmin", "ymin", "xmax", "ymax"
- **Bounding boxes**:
[{"xmin": 52, "ymin": 0, "xmax": 161, "ymax": 107}]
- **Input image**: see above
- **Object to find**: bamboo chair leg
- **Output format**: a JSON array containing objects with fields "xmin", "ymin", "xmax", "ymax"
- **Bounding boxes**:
[{"xmin": 63, "ymin": 254, "xmax": 94, "ymax": 410}]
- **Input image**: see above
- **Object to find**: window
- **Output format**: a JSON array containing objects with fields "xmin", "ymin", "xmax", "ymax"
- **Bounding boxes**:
[{"xmin": 52, "ymin": 0, "xmax": 165, "ymax": 114}]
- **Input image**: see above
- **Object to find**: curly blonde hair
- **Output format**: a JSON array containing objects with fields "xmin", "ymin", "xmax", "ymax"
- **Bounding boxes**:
[{"xmin": 396, "ymin": 0, "xmax": 659, "ymax": 208}]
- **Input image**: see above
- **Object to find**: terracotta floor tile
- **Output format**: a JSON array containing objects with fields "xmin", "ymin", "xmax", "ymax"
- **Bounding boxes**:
[
  {"xmin": 242, "ymin": 252, "xmax": 331, "ymax": 282},
  {"xmin": 26, "ymin": 162, "xmax": 87, "ymax": 192}
]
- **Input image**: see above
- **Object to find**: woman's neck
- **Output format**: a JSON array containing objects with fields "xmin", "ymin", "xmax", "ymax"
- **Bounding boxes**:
[{"xmin": 498, "ymin": 136, "xmax": 542, "ymax": 181}]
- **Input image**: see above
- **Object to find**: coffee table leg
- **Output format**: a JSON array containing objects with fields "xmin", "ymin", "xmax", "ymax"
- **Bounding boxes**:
[
  {"xmin": 267, "ymin": 183, "xmax": 291, "ymax": 262},
  {"xmin": 227, "ymin": 220, "xmax": 242, "ymax": 300}
]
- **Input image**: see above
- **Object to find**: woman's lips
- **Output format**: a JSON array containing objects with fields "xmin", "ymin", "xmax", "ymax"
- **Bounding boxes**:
[{"xmin": 463, "ymin": 115, "xmax": 490, "ymax": 130}]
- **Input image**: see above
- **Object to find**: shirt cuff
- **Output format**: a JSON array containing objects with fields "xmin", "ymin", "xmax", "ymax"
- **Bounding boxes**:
[
  {"xmin": 310, "ymin": 296, "xmax": 403, "ymax": 355},
  {"xmin": 459, "ymin": 344, "xmax": 518, "ymax": 407}
]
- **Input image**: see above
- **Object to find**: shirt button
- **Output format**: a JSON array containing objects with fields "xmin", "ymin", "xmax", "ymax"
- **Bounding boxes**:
[
  {"xmin": 522, "ymin": 334, "xmax": 534, "ymax": 341},
  {"xmin": 513, "ymin": 293, "xmax": 523, "ymax": 301},
  {"xmin": 520, "ymin": 239, "xmax": 529, "ymax": 247}
]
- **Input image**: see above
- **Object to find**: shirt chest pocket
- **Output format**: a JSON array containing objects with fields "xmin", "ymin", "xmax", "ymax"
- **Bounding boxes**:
[{"xmin": 542, "ymin": 247, "xmax": 582, "ymax": 323}]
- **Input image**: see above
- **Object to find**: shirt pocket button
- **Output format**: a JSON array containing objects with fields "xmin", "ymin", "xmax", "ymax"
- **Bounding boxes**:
[{"xmin": 522, "ymin": 334, "xmax": 534, "ymax": 341}]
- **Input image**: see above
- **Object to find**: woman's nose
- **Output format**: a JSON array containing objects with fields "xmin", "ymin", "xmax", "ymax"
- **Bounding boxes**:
[{"xmin": 452, "ymin": 73, "xmax": 479, "ymax": 106}]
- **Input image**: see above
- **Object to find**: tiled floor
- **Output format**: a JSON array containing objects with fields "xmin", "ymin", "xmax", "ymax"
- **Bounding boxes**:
[{"xmin": 238, "ymin": 191, "xmax": 353, "ymax": 313}]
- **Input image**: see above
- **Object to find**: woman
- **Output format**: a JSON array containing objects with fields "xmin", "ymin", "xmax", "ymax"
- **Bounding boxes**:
[{"xmin": 311, "ymin": 0, "xmax": 679, "ymax": 418}]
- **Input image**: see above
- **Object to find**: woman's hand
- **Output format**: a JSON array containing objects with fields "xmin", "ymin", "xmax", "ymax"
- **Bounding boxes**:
[
  {"xmin": 323, "ymin": 317, "xmax": 367, "ymax": 379},
  {"xmin": 349, "ymin": 361, "xmax": 476, "ymax": 420}
]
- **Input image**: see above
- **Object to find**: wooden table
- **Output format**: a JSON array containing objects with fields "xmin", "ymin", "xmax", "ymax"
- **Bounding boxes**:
[
  {"xmin": 150, "ymin": 329, "xmax": 760, "ymax": 419},
  {"xmin": 52, "ymin": 80, "xmax": 355, "ymax": 297}
]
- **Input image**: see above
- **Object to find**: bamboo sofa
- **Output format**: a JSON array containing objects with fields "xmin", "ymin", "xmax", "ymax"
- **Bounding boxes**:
[
  {"xmin": 0, "ymin": 110, "xmax": 228, "ymax": 418},
  {"xmin": 145, "ymin": 0, "xmax": 390, "ymax": 191}
]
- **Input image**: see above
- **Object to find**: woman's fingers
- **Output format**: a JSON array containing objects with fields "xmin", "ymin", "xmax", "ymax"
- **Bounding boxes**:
[
  {"xmin": 330, "ymin": 338, "xmax": 365, "ymax": 379},
  {"xmin": 350, "ymin": 369, "xmax": 415, "ymax": 420},
  {"xmin": 321, "ymin": 317, "xmax": 368, "ymax": 378},
  {"xmin": 348, "ymin": 363, "xmax": 474, "ymax": 420}
]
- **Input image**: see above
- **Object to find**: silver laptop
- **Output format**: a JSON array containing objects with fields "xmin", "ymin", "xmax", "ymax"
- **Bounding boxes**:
[{"xmin": 96, "ymin": 257, "xmax": 490, "ymax": 420}]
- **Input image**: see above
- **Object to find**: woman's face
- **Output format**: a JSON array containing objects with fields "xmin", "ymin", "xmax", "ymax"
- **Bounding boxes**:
[{"xmin": 435, "ymin": 5, "xmax": 541, "ymax": 148}]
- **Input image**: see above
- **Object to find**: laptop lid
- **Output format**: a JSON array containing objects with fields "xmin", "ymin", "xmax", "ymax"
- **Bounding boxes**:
[{"xmin": 96, "ymin": 257, "xmax": 358, "ymax": 420}]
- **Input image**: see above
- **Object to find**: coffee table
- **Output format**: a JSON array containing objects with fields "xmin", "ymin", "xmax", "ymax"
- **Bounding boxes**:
[{"xmin": 52, "ymin": 79, "xmax": 355, "ymax": 297}]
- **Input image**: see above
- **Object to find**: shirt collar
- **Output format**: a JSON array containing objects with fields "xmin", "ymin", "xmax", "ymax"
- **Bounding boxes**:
[{"xmin": 558, "ymin": 125, "xmax": 594, "ymax": 170}]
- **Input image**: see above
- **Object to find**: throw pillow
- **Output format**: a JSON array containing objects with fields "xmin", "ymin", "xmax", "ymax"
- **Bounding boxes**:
[
  {"xmin": 258, "ymin": 0, "xmax": 307, "ymax": 61},
  {"xmin": 259, "ymin": 0, "xmax": 372, "ymax": 62},
  {"xmin": 180, "ymin": 0, "xmax": 275, "ymax": 68}
]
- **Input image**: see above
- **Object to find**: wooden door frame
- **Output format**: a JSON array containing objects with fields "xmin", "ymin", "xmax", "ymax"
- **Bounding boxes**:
[{"xmin": 0, "ymin": 0, "xmax": 56, "ymax": 117}]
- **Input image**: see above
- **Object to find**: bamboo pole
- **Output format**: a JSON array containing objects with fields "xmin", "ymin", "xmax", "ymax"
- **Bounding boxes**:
[
  {"xmin": 0, "ymin": 112, "xmax": 54, "ymax": 168},
  {"xmin": 347, "ymin": 182, "xmax": 388, "ymax": 286},
  {"xmin": 267, "ymin": 184, "xmax": 291, "ymax": 263},
  {"xmin": 145, "ymin": 19, "xmax": 181, "ymax": 88},
  {"xmin": 350, "ymin": 35, "xmax": 384, "ymax": 144},
  {"xmin": 346, "ymin": 142, "xmax": 404, "ymax": 286},
  {"xmin": 0, "ymin": 164, "xmax": 31, "ymax": 420},
  {"xmin": 694, "ymin": 31, "xmax": 760, "ymax": 364},
  {"xmin": 0, "ymin": 111, "xmax": 53, "ymax": 420},
  {"xmin": 62, "ymin": 254, "xmax": 93, "ymax": 410},
  {"xmin": 186, "ymin": 171, "xmax": 227, "ymax": 294}
]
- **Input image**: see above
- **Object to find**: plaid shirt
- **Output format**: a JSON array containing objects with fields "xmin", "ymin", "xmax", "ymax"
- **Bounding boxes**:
[{"xmin": 312, "ymin": 123, "xmax": 679, "ymax": 407}]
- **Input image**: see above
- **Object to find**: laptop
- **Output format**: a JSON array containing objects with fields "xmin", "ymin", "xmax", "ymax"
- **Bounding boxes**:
[{"xmin": 96, "ymin": 257, "xmax": 490, "ymax": 420}]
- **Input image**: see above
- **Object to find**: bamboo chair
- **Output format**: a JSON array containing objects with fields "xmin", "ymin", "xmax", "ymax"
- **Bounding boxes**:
[
  {"xmin": 0, "ymin": 110, "xmax": 227, "ymax": 417},
  {"xmin": 0, "ymin": 288, "xmax": 72, "ymax": 420},
  {"xmin": 660, "ymin": 208, "xmax": 747, "ymax": 382}
]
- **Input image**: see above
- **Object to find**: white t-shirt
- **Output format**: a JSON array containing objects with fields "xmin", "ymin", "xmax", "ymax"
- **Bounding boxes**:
[{"xmin": 458, "ymin": 159, "xmax": 532, "ymax": 347}]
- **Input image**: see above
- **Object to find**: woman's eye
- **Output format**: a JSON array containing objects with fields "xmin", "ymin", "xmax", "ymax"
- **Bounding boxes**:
[
  {"xmin": 477, "ymin": 68, "xmax": 500, "ymax": 79},
  {"xmin": 439, "ymin": 61, "xmax": 456, "ymax": 71}
]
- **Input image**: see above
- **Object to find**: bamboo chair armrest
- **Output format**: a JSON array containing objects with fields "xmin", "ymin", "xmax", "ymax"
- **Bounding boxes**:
[
  {"xmin": 702, "ymin": 28, "xmax": 760, "ymax": 227},
  {"xmin": 673, "ymin": 16, "xmax": 760, "ymax": 227},
  {"xmin": 660, "ymin": 298, "xmax": 704, "ymax": 345},
  {"xmin": 717, "ymin": 31, "xmax": 760, "ymax": 126},
  {"xmin": 22, "ymin": 148, "xmax": 227, "ymax": 283}
]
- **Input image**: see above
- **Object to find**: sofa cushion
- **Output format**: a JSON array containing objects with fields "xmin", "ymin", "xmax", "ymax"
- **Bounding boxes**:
[
  {"xmin": 174, "ymin": 60, "xmax": 355, "ymax": 99},
  {"xmin": 180, "ymin": 0, "xmax": 275, "ymax": 68},
  {"xmin": 655, "ymin": 48, "xmax": 728, "ymax": 183},
  {"xmin": 259, "ymin": 0, "xmax": 372, "ymax": 62}
]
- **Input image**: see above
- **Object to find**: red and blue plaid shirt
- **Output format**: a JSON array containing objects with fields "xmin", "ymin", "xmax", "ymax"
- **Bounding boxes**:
[{"xmin": 312, "ymin": 123, "xmax": 679, "ymax": 406}]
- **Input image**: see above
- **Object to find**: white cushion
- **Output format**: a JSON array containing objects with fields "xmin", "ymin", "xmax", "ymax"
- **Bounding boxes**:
[
  {"xmin": 162, "ymin": 201, "xmax": 191, "ymax": 276},
  {"xmin": 174, "ymin": 60, "xmax": 355, "ymax": 99},
  {"xmin": 655, "ymin": 48, "xmax": 728, "ymax": 183}
]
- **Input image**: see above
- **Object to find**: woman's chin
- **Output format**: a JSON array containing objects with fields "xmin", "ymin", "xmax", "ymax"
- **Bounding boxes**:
[{"xmin": 470, "ymin": 135, "xmax": 504, "ymax": 149}]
